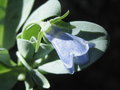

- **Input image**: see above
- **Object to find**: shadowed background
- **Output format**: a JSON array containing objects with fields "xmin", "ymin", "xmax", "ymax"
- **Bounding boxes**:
[{"xmin": 12, "ymin": 0, "xmax": 120, "ymax": 90}]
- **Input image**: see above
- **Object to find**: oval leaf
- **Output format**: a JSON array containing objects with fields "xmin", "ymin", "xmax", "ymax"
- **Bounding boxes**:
[
  {"xmin": 0, "ymin": 70, "xmax": 18, "ymax": 90},
  {"xmin": 38, "ymin": 60, "xmax": 70, "ymax": 74},
  {"xmin": 70, "ymin": 21, "xmax": 109, "ymax": 70},
  {"xmin": 0, "ymin": 0, "xmax": 34, "ymax": 49},
  {"xmin": 17, "ymin": 39, "xmax": 35, "ymax": 62},
  {"xmin": 30, "ymin": 69, "xmax": 50, "ymax": 89},
  {"xmin": 0, "ymin": 48, "xmax": 13, "ymax": 66},
  {"xmin": 24, "ymin": 0, "xmax": 61, "ymax": 28}
]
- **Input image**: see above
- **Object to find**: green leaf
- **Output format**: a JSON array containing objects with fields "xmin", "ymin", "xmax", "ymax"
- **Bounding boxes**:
[
  {"xmin": 0, "ymin": 0, "xmax": 8, "ymax": 48},
  {"xmin": 22, "ymin": 23, "xmax": 41, "ymax": 40},
  {"xmin": 53, "ymin": 20, "xmax": 76, "ymax": 30},
  {"xmin": 50, "ymin": 10, "xmax": 70, "ymax": 24},
  {"xmin": 16, "ymin": 52, "xmax": 50, "ymax": 89},
  {"xmin": 25, "ymin": 81, "xmax": 33, "ymax": 90},
  {"xmin": 24, "ymin": 0, "xmax": 61, "ymax": 28},
  {"xmin": 38, "ymin": 60, "xmax": 70, "ymax": 74},
  {"xmin": 16, "ymin": 0, "xmax": 35, "ymax": 32},
  {"xmin": 25, "ymin": 72, "xmax": 34, "ymax": 90},
  {"xmin": 30, "ymin": 69, "xmax": 50, "ymax": 89},
  {"xmin": 0, "ymin": 48, "xmax": 12, "ymax": 66},
  {"xmin": 17, "ymin": 39, "xmax": 35, "ymax": 62},
  {"xmin": 70, "ymin": 21, "xmax": 109, "ymax": 69},
  {"xmin": 35, "ymin": 32, "xmax": 44, "ymax": 52},
  {"xmin": 38, "ymin": 50, "xmax": 70, "ymax": 74},
  {"xmin": 0, "ymin": 70, "xmax": 18, "ymax": 90},
  {"xmin": 34, "ymin": 43, "xmax": 53, "ymax": 60},
  {"xmin": 0, "ymin": 0, "xmax": 34, "ymax": 49},
  {"xmin": 0, "ymin": 64, "xmax": 11, "ymax": 74}
]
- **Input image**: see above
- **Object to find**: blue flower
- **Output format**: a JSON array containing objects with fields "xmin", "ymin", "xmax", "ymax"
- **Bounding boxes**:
[{"xmin": 45, "ymin": 26, "xmax": 93, "ymax": 74}]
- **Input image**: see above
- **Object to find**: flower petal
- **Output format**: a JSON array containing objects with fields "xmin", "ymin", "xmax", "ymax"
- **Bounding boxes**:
[{"xmin": 45, "ymin": 27, "xmax": 90, "ymax": 73}]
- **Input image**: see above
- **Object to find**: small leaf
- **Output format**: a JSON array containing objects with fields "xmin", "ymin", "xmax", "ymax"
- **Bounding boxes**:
[
  {"xmin": 34, "ymin": 43, "xmax": 53, "ymax": 60},
  {"xmin": 35, "ymin": 32, "xmax": 44, "ymax": 52},
  {"xmin": 30, "ymin": 69, "xmax": 50, "ymax": 89},
  {"xmin": 38, "ymin": 60, "xmax": 70, "ymax": 74},
  {"xmin": 24, "ymin": 0, "xmax": 61, "ymax": 28},
  {"xmin": 17, "ymin": 39, "xmax": 35, "ymax": 62},
  {"xmin": 22, "ymin": 23, "xmax": 41, "ymax": 40},
  {"xmin": 25, "ymin": 81, "xmax": 33, "ymax": 90},
  {"xmin": 50, "ymin": 10, "xmax": 70, "ymax": 24},
  {"xmin": 53, "ymin": 20, "xmax": 76, "ymax": 30},
  {"xmin": 25, "ymin": 72, "xmax": 34, "ymax": 90}
]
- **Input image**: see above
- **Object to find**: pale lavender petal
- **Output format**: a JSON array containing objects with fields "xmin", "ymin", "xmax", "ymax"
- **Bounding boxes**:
[{"xmin": 45, "ymin": 27, "xmax": 89, "ymax": 73}]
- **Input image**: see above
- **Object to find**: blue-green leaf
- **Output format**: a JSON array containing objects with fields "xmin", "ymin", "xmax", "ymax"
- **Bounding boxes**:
[
  {"xmin": 0, "ymin": 0, "xmax": 34, "ymax": 49},
  {"xmin": 50, "ymin": 10, "xmax": 69, "ymax": 24},
  {"xmin": 25, "ymin": 81, "xmax": 33, "ymax": 90},
  {"xmin": 24, "ymin": 72, "xmax": 34, "ymax": 90},
  {"xmin": 24, "ymin": 0, "xmax": 61, "ymax": 28},
  {"xmin": 38, "ymin": 50, "xmax": 70, "ymax": 74},
  {"xmin": 53, "ymin": 20, "xmax": 76, "ymax": 30},
  {"xmin": 34, "ymin": 43, "xmax": 53, "ymax": 60},
  {"xmin": 35, "ymin": 32, "xmax": 44, "ymax": 52},
  {"xmin": 16, "ymin": 0, "xmax": 35, "ymax": 32},
  {"xmin": 16, "ymin": 52, "xmax": 50, "ymax": 89},
  {"xmin": 38, "ymin": 60, "xmax": 70, "ymax": 74},
  {"xmin": 70, "ymin": 21, "xmax": 109, "ymax": 69},
  {"xmin": 17, "ymin": 39, "xmax": 35, "ymax": 62},
  {"xmin": 31, "ymin": 69, "xmax": 50, "ymax": 89}
]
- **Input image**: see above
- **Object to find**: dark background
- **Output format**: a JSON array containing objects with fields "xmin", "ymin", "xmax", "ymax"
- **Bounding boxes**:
[{"xmin": 13, "ymin": 0, "xmax": 120, "ymax": 90}]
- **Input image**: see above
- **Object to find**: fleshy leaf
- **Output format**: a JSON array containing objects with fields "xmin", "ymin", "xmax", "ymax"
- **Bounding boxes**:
[
  {"xmin": 34, "ymin": 43, "xmax": 53, "ymax": 60},
  {"xmin": 38, "ymin": 50, "xmax": 70, "ymax": 74},
  {"xmin": 22, "ymin": 23, "xmax": 41, "ymax": 40},
  {"xmin": 38, "ymin": 60, "xmax": 70, "ymax": 74},
  {"xmin": 0, "ymin": 70, "xmax": 18, "ymax": 90},
  {"xmin": 0, "ymin": 64, "xmax": 11, "ymax": 74},
  {"xmin": 53, "ymin": 20, "xmax": 76, "ymax": 30},
  {"xmin": 16, "ymin": 52, "xmax": 50, "ymax": 89},
  {"xmin": 31, "ymin": 69, "xmax": 50, "ymax": 89},
  {"xmin": 70, "ymin": 21, "xmax": 109, "ymax": 69},
  {"xmin": 16, "ymin": 0, "xmax": 35, "ymax": 32},
  {"xmin": 17, "ymin": 39, "xmax": 35, "ymax": 62},
  {"xmin": 0, "ymin": 0, "xmax": 34, "ymax": 49},
  {"xmin": 25, "ymin": 72, "xmax": 34, "ymax": 90},
  {"xmin": 25, "ymin": 81, "xmax": 33, "ymax": 90},
  {"xmin": 24, "ymin": 0, "xmax": 61, "ymax": 28},
  {"xmin": 50, "ymin": 10, "xmax": 69, "ymax": 24},
  {"xmin": 0, "ymin": 48, "xmax": 13, "ymax": 66},
  {"xmin": 35, "ymin": 32, "xmax": 44, "ymax": 52},
  {"xmin": 0, "ymin": 0, "xmax": 8, "ymax": 48}
]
